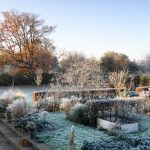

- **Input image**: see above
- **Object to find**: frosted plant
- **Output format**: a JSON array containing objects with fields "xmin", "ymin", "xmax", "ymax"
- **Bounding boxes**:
[
  {"xmin": 108, "ymin": 70, "xmax": 129, "ymax": 97},
  {"xmin": 14, "ymin": 90, "xmax": 27, "ymax": 100},
  {"xmin": 69, "ymin": 103, "xmax": 88, "ymax": 123},
  {"xmin": 69, "ymin": 125, "xmax": 75, "ymax": 145},
  {"xmin": 38, "ymin": 110, "xmax": 49, "ymax": 121},
  {"xmin": 0, "ymin": 89, "xmax": 15, "ymax": 106},
  {"xmin": 34, "ymin": 96, "xmax": 59, "ymax": 112},
  {"xmin": 50, "ymin": 58, "xmax": 107, "ymax": 90},
  {"xmin": 7, "ymin": 99, "xmax": 32, "ymax": 119},
  {"xmin": 59, "ymin": 98, "xmax": 79, "ymax": 115},
  {"xmin": 26, "ymin": 121, "xmax": 36, "ymax": 130},
  {"xmin": 0, "ymin": 89, "xmax": 27, "ymax": 107},
  {"xmin": 63, "ymin": 59, "xmax": 107, "ymax": 89},
  {"xmin": 70, "ymin": 96, "xmax": 81, "ymax": 101}
]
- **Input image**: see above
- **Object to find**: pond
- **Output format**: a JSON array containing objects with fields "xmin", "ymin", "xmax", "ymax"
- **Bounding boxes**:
[{"xmin": 37, "ymin": 112, "xmax": 110, "ymax": 150}]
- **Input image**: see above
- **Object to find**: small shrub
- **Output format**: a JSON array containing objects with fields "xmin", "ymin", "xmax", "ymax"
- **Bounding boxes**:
[
  {"xmin": 7, "ymin": 99, "xmax": 32, "ymax": 119},
  {"xmin": 59, "ymin": 97, "xmax": 79, "ymax": 115},
  {"xmin": 108, "ymin": 124, "xmax": 121, "ymax": 136},
  {"xmin": 0, "ymin": 89, "xmax": 27, "ymax": 107},
  {"xmin": 14, "ymin": 113, "xmax": 55, "ymax": 132},
  {"xmin": 26, "ymin": 121, "xmax": 36, "ymax": 130},
  {"xmin": 46, "ymin": 97, "xmax": 61, "ymax": 111},
  {"xmin": 0, "ymin": 89, "xmax": 15, "ymax": 107},
  {"xmin": 35, "ymin": 97, "xmax": 61, "ymax": 112},
  {"xmin": 38, "ymin": 110, "xmax": 49, "ymax": 121},
  {"xmin": 14, "ymin": 90, "xmax": 27, "ymax": 100},
  {"xmin": 81, "ymin": 135, "xmax": 150, "ymax": 150},
  {"xmin": 140, "ymin": 74, "xmax": 149, "ymax": 86},
  {"xmin": 68, "ymin": 103, "xmax": 88, "ymax": 124}
]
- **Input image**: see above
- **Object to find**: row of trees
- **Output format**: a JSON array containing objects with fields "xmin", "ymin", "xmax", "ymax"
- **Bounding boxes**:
[
  {"xmin": 0, "ymin": 10, "xmax": 149, "ymax": 87},
  {"xmin": 53, "ymin": 51, "xmax": 149, "ymax": 91}
]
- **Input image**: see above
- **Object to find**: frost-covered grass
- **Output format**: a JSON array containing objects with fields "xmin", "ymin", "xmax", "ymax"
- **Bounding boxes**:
[
  {"xmin": 37, "ymin": 112, "xmax": 150, "ymax": 150},
  {"xmin": 37, "ymin": 112, "xmax": 110, "ymax": 150},
  {"xmin": 136, "ymin": 114, "xmax": 150, "ymax": 135}
]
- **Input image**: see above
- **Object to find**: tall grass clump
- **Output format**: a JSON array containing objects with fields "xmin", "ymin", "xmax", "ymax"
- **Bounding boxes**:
[
  {"xmin": 0, "ymin": 89, "xmax": 27, "ymax": 107},
  {"xmin": 7, "ymin": 99, "xmax": 32, "ymax": 119},
  {"xmin": 59, "ymin": 96, "xmax": 80, "ymax": 115},
  {"xmin": 35, "ymin": 96, "xmax": 61, "ymax": 112}
]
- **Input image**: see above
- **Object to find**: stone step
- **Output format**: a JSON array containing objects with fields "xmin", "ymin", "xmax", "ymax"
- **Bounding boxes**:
[
  {"xmin": 0, "ymin": 119, "xmax": 53, "ymax": 150},
  {"xmin": 0, "ymin": 120, "xmax": 32, "ymax": 150}
]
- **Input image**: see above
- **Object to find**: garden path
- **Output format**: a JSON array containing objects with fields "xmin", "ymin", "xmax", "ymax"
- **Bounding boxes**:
[
  {"xmin": 0, "ymin": 119, "xmax": 52, "ymax": 150},
  {"xmin": 0, "ymin": 132, "xmax": 16, "ymax": 150},
  {"xmin": 0, "ymin": 120, "xmax": 33, "ymax": 150}
]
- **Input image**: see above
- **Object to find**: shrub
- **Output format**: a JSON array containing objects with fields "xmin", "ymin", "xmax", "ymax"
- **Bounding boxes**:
[
  {"xmin": 68, "ymin": 103, "xmax": 88, "ymax": 124},
  {"xmin": 140, "ymin": 74, "xmax": 149, "ymax": 86},
  {"xmin": 7, "ymin": 99, "xmax": 32, "ymax": 119},
  {"xmin": 14, "ymin": 113, "xmax": 55, "ymax": 132},
  {"xmin": 35, "ymin": 96, "xmax": 61, "ymax": 112},
  {"xmin": 46, "ymin": 97, "xmax": 61, "ymax": 111},
  {"xmin": 0, "ymin": 89, "xmax": 27, "ymax": 107},
  {"xmin": 86, "ymin": 98, "xmax": 144, "ymax": 125},
  {"xmin": 81, "ymin": 135, "xmax": 150, "ymax": 150},
  {"xmin": 0, "ymin": 89, "xmax": 16, "ymax": 107},
  {"xmin": 14, "ymin": 90, "xmax": 27, "ymax": 100},
  {"xmin": 108, "ymin": 71, "xmax": 129, "ymax": 97},
  {"xmin": 38, "ymin": 110, "xmax": 49, "ymax": 121},
  {"xmin": 26, "ymin": 122, "xmax": 36, "ymax": 130},
  {"xmin": 0, "ymin": 73, "xmax": 53, "ymax": 86},
  {"xmin": 59, "ymin": 96, "xmax": 80, "ymax": 115}
]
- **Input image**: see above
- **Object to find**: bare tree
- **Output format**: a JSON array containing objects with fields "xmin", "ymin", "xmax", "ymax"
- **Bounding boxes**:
[
  {"xmin": 56, "ymin": 58, "xmax": 107, "ymax": 89},
  {"xmin": 108, "ymin": 70, "xmax": 129, "ymax": 97},
  {"xmin": 60, "ymin": 52, "xmax": 86, "ymax": 72},
  {"xmin": 0, "ymin": 10, "xmax": 56, "ymax": 73}
]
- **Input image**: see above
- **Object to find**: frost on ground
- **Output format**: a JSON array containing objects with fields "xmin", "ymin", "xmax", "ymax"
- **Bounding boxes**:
[
  {"xmin": 36, "ymin": 112, "xmax": 110, "ymax": 150},
  {"xmin": 37, "ymin": 112, "xmax": 150, "ymax": 150}
]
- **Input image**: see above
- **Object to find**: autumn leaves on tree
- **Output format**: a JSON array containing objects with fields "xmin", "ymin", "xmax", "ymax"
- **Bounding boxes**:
[{"xmin": 0, "ymin": 10, "xmax": 56, "ymax": 73}]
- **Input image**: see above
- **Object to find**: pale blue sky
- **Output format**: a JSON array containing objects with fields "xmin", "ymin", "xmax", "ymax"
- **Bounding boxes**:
[{"xmin": 0, "ymin": 0, "xmax": 150, "ymax": 60}]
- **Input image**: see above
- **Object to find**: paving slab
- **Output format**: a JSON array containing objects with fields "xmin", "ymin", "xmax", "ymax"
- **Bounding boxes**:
[{"xmin": 0, "ymin": 119, "xmax": 52, "ymax": 150}]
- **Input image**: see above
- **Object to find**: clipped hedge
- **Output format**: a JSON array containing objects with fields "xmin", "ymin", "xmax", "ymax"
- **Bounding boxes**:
[
  {"xmin": 81, "ymin": 135, "xmax": 150, "ymax": 150},
  {"xmin": 0, "ymin": 73, "xmax": 54, "ymax": 85},
  {"xmin": 85, "ymin": 98, "xmax": 144, "ymax": 126}
]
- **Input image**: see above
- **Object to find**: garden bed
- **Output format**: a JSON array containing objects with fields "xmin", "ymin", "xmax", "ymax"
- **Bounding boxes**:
[
  {"xmin": 35, "ymin": 112, "xmax": 150, "ymax": 150},
  {"xmin": 97, "ymin": 117, "xmax": 138, "ymax": 133},
  {"xmin": 36, "ymin": 112, "xmax": 110, "ymax": 150}
]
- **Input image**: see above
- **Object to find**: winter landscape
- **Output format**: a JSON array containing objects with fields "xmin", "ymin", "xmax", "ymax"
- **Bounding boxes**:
[{"xmin": 0, "ymin": 1, "xmax": 150, "ymax": 150}]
